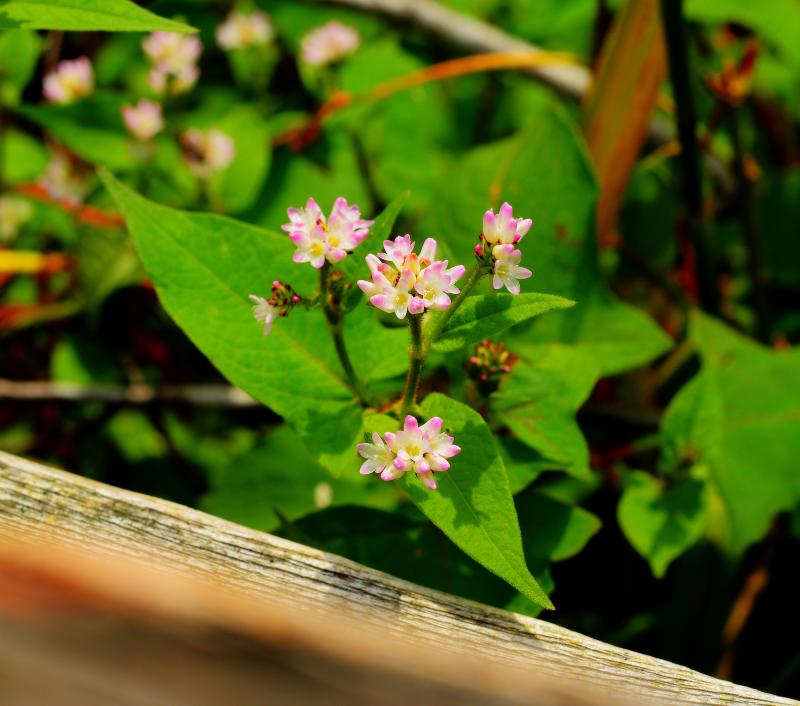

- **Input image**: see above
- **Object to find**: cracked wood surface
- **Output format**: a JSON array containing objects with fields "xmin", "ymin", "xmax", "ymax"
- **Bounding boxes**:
[{"xmin": 0, "ymin": 450, "xmax": 795, "ymax": 706}]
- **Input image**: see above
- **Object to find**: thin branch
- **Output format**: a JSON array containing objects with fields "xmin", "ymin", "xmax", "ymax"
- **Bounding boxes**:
[{"xmin": 0, "ymin": 379, "xmax": 259, "ymax": 407}]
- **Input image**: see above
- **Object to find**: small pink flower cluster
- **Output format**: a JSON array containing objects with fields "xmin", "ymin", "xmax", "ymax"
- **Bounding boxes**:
[
  {"xmin": 142, "ymin": 32, "xmax": 202, "ymax": 95},
  {"xmin": 477, "ymin": 203, "xmax": 533, "ymax": 294},
  {"xmin": 282, "ymin": 197, "xmax": 373, "ymax": 269},
  {"xmin": 121, "ymin": 99, "xmax": 164, "ymax": 142},
  {"xmin": 43, "ymin": 57, "xmax": 94, "ymax": 104},
  {"xmin": 249, "ymin": 281, "xmax": 300, "ymax": 336},
  {"xmin": 357, "ymin": 416, "xmax": 460, "ymax": 490},
  {"xmin": 358, "ymin": 236, "xmax": 465, "ymax": 319},
  {"xmin": 300, "ymin": 20, "xmax": 360, "ymax": 66},
  {"xmin": 216, "ymin": 10, "xmax": 274, "ymax": 50},
  {"xmin": 181, "ymin": 128, "xmax": 236, "ymax": 178}
]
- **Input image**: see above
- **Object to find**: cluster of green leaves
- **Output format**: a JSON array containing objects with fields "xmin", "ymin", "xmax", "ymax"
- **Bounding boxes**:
[{"xmin": 2, "ymin": 0, "xmax": 800, "ymax": 642}]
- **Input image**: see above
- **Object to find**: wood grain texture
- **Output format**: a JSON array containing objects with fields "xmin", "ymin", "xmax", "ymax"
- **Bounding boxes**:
[{"xmin": 0, "ymin": 450, "xmax": 795, "ymax": 706}]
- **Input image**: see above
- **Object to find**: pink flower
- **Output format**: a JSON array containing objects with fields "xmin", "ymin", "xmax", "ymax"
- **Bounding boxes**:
[
  {"xmin": 121, "ymin": 99, "xmax": 164, "ymax": 141},
  {"xmin": 300, "ymin": 20, "xmax": 360, "ymax": 66},
  {"xmin": 181, "ymin": 128, "xmax": 235, "ymax": 178},
  {"xmin": 43, "ymin": 57, "xmax": 93, "ymax": 104},
  {"xmin": 357, "ymin": 416, "xmax": 460, "ymax": 490},
  {"xmin": 143, "ymin": 32, "xmax": 202, "ymax": 95},
  {"xmin": 358, "ymin": 235, "xmax": 465, "ymax": 318},
  {"xmin": 248, "ymin": 281, "xmax": 299, "ymax": 336},
  {"xmin": 492, "ymin": 244, "xmax": 532, "ymax": 294},
  {"xmin": 217, "ymin": 10, "xmax": 274, "ymax": 50},
  {"xmin": 282, "ymin": 197, "xmax": 373, "ymax": 269},
  {"xmin": 483, "ymin": 202, "xmax": 532, "ymax": 246}
]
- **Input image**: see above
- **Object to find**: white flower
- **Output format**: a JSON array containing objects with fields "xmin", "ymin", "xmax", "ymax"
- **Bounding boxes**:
[
  {"xmin": 0, "ymin": 196, "xmax": 33, "ymax": 242},
  {"xmin": 414, "ymin": 260, "xmax": 465, "ymax": 311},
  {"xmin": 217, "ymin": 10, "xmax": 274, "ymax": 50},
  {"xmin": 492, "ymin": 244, "xmax": 532, "ymax": 295},
  {"xmin": 300, "ymin": 20, "xmax": 360, "ymax": 66},
  {"xmin": 362, "ymin": 268, "xmax": 421, "ymax": 319},
  {"xmin": 43, "ymin": 57, "xmax": 93, "ymax": 104},
  {"xmin": 483, "ymin": 202, "xmax": 532, "ymax": 246},
  {"xmin": 38, "ymin": 151, "xmax": 89, "ymax": 206},
  {"xmin": 357, "ymin": 416, "xmax": 461, "ymax": 490},
  {"xmin": 358, "ymin": 235, "xmax": 466, "ymax": 319},
  {"xmin": 356, "ymin": 433, "xmax": 395, "ymax": 477},
  {"xmin": 121, "ymin": 99, "xmax": 164, "ymax": 141},
  {"xmin": 143, "ymin": 32, "xmax": 202, "ymax": 95},
  {"xmin": 181, "ymin": 128, "xmax": 235, "ymax": 178},
  {"xmin": 249, "ymin": 295, "xmax": 278, "ymax": 336},
  {"xmin": 282, "ymin": 197, "xmax": 372, "ymax": 268}
]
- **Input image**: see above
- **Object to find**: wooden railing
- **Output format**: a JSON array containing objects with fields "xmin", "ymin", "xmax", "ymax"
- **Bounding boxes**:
[{"xmin": 0, "ymin": 450, "xmax": 795, "ymax": 706}]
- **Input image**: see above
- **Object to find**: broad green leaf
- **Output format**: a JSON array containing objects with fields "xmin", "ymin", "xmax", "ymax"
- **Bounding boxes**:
[
  {"xmin": 290, "ymin": 505, "xmax": 517, "ymax": 608},
  {"xmin": 431, "ymin": 293, "xmax": 574, "ymax": 354},
  {"xmin": 337, "ymin": 191, "xmax": 409, "ymax": 283},
  {"xmin": 493, "ymin": 343, "xmax": 598, "ymax": 479},
  {"xmin": 99, "ymin": 170, "xmax": 402, "ymax": 473},
  {"xmin": 20, "ymin": 96, "xmax": 135, "ymax": 170},
  {"xmin": 0, "ymin": 29, "xmax": 41, "ymax": 106},
  {"xmin": 201, "ymin": 426, "xmax": 398, "ymax": 534},
  {"xmin": 396, "ymin": 393, "xmax": 553, "ymax": 609},
  {"xmin": 0, "ymin": 0, "xmax": 194, "ymax": 32},
  {"xmin": 524, "ymin": 285, "xmax": 673, "ymax": 377},
  {"xmin": 75, "ymin": 229, "xmax": 143, "ymax": 308},
  {"xmin": 618, "ymin": 470, "xmax": 708, "ymax": 578},
  {"xmin": 658, "ymin": 310, "xmax": 800, "ymax": 552}
]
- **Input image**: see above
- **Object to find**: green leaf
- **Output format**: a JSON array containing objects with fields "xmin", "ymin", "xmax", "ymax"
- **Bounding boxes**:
[
  {"xmin": 99, "ymin": 170, "xmax": 401, "ymax": 473},
  {"xmin": 657, "ymin": 310, "xmax": 800, "ymax": 552},
  {"xmin": 0, "ymin": 0, "xmax": 195, "ymax": 32},
  {"xmin": 618, "ymin": 470, "xmax": 708, "ymax": 578},
  {"xmin": 516, "ymin": 491, "xmax": 601, "ymax": 563},
  {"xmin": 431, "ymin": 292, "xmax": 574, "ymax": 354},
  {"xmin": 20, "ymin": 96, "xmax": 135, "ymax": 170},
  {"xmin": 336, "ymin": 191, "xmax": 409, "ymax": 283},
  {"xmin": 396, "ymin": 393, "xmax": 553, "ymax": 609},
  {"xmin": 427, "ymin": 99, "xmax": 670, "ymax": 375},
  {"xmin": 493, "ymin": 343, "xmax": 598, "ymax": 479},
  {"xmin": 201, "ymin": 426, "xmax": 398, "ymax": 534},
  {"xmin": 0, "ymin": 29, "xmax": 42, "ymax": 107},
  {"xmin": 290, "ymin": 505, "xmax": 516, "ymax": 608},
  {"xmin": 3, "ymin": 130, "xmax": 47, "ymax": 185}
]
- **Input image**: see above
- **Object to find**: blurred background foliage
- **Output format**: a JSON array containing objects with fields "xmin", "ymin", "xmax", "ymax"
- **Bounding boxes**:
[{"xmin": 0, "ymin": 0, "xmax": 799, "ymax": 697}]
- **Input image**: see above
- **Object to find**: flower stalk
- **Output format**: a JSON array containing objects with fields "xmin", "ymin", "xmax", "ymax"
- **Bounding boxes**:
[
  {"xmin": 399, "ymin": 312, "xmax": 425, "ymax": 416},
  {"xmin": 320, "ymin": 263, "xmax": 372, "ymax": 406}
]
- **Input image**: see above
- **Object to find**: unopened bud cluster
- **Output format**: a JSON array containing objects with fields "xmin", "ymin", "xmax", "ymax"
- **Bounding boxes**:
[
  {"xmin": 248, "ymin": 281, "xmax": 300, "ymax": 336},
  {"xmin": 466, "ymin": 339, "xmax": 517, "ymax": 383}
]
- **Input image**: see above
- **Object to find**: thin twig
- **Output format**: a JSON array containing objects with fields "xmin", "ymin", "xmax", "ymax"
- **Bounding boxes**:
[{"xmin": 0, "ymin": 379, "xmax": 259, "ymax": 407}]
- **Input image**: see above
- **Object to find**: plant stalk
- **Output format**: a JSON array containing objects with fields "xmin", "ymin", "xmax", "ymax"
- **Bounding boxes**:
[
  {"xmin": 660, "ymin": 0, "xmax": 720, "ymax": 314},
  {"xmin": 423, "ymin": 261, "xmax": 486, "ymax": 352},
  {"xmin": 399, "ymin": 312, "xmax": 425, "ymax": 417},
  {"xmin": 319, "ymin": 264, "xmax": 372, "ymax": 406}
]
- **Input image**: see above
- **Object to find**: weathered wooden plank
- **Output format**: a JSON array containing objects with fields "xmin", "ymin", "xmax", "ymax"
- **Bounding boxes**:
[{"xmin": 0, "ymin": 450, "xmax": 795, "ymax": 706}]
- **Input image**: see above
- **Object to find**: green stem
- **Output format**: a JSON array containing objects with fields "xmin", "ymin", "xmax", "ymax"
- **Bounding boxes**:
[
  {"xmin": 320, "ymin": 264, "xmax": 372, "ymax": 406},
  {"xmin": 399, "ymin": 312, "xmax": 424, "ymax": 417},
  {"xmin": 423, "ymin": 262, "xmax": 486, "ymax": 352}
]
